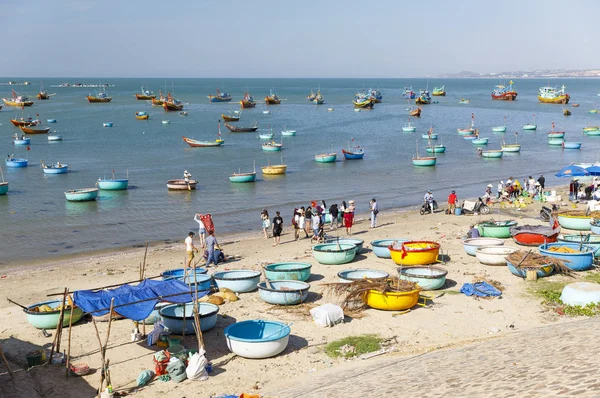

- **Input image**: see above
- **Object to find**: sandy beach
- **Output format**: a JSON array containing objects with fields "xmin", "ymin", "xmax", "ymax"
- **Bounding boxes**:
[{"xmin": 0, "ymin": 185, "xmax": 593, "ymax": 398}]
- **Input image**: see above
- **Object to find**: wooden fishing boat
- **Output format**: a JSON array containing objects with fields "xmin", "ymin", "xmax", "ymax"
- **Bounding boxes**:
[
  {"xmin": 5, "ymin": 157, "xmax": 27, "ymax": 168},
  {"xmin": 20, "ymin": 125, "xmax": 50, "ymax": 134},
  {"xmin": 162, "ymin": 92, "xmax": 184, "ymax": 111},
  {"xmin": 2, "ymin": 90, "xmax": 34, "ymax": 106},
  {"xmin": 314, "ymin": 153, "xmax": 337, "ymax": 163},
  {"xmin": 538, "ymin": 85, "xmax": 570, "ymax": 104},
  {"xmin": 36, "ymin": 82, "xmax": 51, "ymax": 100},
  {"xmin": 166, "ymin": 179, "xmax": 197, "ymax": 190},
  {"xmin": 225, "ymin": 123, "xmax": 258, "ymax": 132},
  {"xmin": 10, "ymin": 118, "xmax": 39, "ymax": 127},
  {"xmin": 182, "ymin": 136, "xmax": 225, "ymax": 147},
  {"xmin": 221, "ymin": 112, "xmax": 240, "ymax": 122},
  {"xmin": 135, "ymin": 86, "xmax": 156, "ymax": 100},
  {"xmin": 491, "ymin": 81, "xmax": 518, "ymax": 100},
  {"xmin": 86, "ymin": 87, "xmax": 112, "ymax": 103},
  {"xmin": 265, "ymin": 90, "xmax": 281, "ymax": 105},
  {"xmin": 313, "ymin": 90, "xmax": 324, "ymax": 105},
  {"xmin": 510, "ymin": 225, "xmax": 559, "ymax": 246},
  {"xmin": 342, "ymin": 139, "xmax": 364, "ymax": 159},
  {"xmin": 229, "ymin": 163, "xmax": 256, "ymax": 183},
  {"xmin": 64, "ymin": 188, "xmax": 98, "ymax": 201},
  {"xmin": 307, "ymin": 89, "xmax": 316, "ymax": 101},
  {"xmin": 415, "ymin": 90, "xmax": 431, "ymax": 105},
  {"xmin": 523, "ymin": 114, "xmax": 537, "ymax": 130},
  {"xmin": 261, "ymin": 164, "xmax": 287, "ymax": 175},
  {"xmin": 353, "ymin": 98, "xmax": 374, "ymax": 108},
  {"xmin": 135, "ymin": 111, "xmax": 149, "ymax": 120},
  {"xmin": 41, "ymin": 160, "xmax": 68, "ymax": 174},
  {"xmin": 207, "ymin": 88, "xmax": 232, "ymax": 102},
  {"xmin": 262, "ymin": 141, "xmax": 283, "ymax": 152},
  {"xmin": 409, "ymin": 107, "xmax": 422, "ymax": 117},
  {"xmin": 151, "ymin": 90, "xmax": 165, "ymax": 106},
  {"xmin": 369, "ymin": 89, "xmax": 382, "ymax": 103},
  {"xmin": 432, "ymin": 85, "xmax": 446, "ymax": 96},
  {"xmin": 240, "ymin": 91, "xmax": 256, "ymax": 108}
]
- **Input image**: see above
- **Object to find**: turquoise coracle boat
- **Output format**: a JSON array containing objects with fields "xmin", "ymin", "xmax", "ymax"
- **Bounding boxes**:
[
  {"xmin": 26, "ymin": 300, "xmax": 83, "ymax": 329},
  {"xmin": 557, "ymin": 212, "xmax": 591, "ymax": 231},
  {"xmin": 64, "ymin": 188, "xmax": 98, "ymax": 201},
  {"xmin": 426, "ymin": 145, "xmax": 446, "ymax": 153},
  {"xmin": 472, "ymin": 138, "xmax": 489, "ymax": 145},
  {"xmin": 0, "ymin": 182, "xmax": 8, "ymax": 195},
  {"xmin": 263, "ymin": 262, "xmax": 312, "ymax": 281},
  {"xmin": 97, "ymin": 178, "xmax": 129, "ymax": 190},
  {"xmin": 312, "ymin": 243, "xmax": 357, "ymax": 264},
  {"xmin": 314, "ymin": 153, "xmax": 337, "ymax": 163},
  {"xmin": 477, "ymin": 220, "xmax": 518, "ymax": 238},
  {"xmin": 412, "ymin": 156, "xmax": 436, "ymax": 166},
  {"xmin": 229, "ymin": 172, "xmax": 256, "ymax": 183}
]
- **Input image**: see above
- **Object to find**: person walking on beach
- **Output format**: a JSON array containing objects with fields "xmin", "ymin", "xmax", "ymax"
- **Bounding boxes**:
[
  {"xmin": 497, "ymin": 181, "xmax": 503, "ymax": 199},
  {"xmin": 329, "ymin": 203, "xmax": 339, "ymax": 231},
  {"xmin": 304, "ymin": 206, "xmax": 312, "ymax": 238},
  {"xmin": 184, "ymin": 232, "xmax": 199, "ymax": 268},
  {"xmin": 340, "ymin": 201, "xmax": 347, "ymax": 227},
  {"xmin": 205, "ymin": 231, "xmax": 221, "ymax": 267},
  {"xmin": 311, "ymin": 209, "xmax": 321, "ymax": 241},
  {"xmin": 538, "ymin": 174, "xmax": 545, "ymax": 191},
  {"xmin": 370, "ymin": 198, "xmax": 379, "ymax": 228},
  {"xmin": 261, "ymin": 210, "xmax": 271, "ymax": 240},
  {"xmin": 299, "ymin": 206, "xmax": 308, "ymax": 238},
  {"xmin": 344, "ymin": 200, "xmax": 355, "ymax": 235},
  {"xmin": 272, "ymin": 211, "xmax": 283, "ymax": 246},
  {"xmin": 447, "ymin": 191, "xmax": 457, "ymax": 215},
  {"xmin": 193, "ymin": 214, "xmax": 207, "ymax": 248},
  {"xmin": 292, "ymin": 208, "xmax": 302, "ymax": 241}
]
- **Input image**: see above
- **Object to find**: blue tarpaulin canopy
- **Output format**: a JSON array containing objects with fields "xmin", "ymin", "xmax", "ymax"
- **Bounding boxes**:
[
  {"xmin": 74, "ymin": 279, "xmax": 207, "ymax": 321},
  {"xmin": 586, "ymin": 165, "xmax": 600, "ymax": 176},
  {"xmin": 555, "ymin": 164, "xmax": 590, "ymax": 178}
]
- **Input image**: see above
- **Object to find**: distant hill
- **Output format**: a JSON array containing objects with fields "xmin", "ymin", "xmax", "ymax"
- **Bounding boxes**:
[{"xmin": 440, "ymin": 69, "xmax": 600, "ymax": 78}]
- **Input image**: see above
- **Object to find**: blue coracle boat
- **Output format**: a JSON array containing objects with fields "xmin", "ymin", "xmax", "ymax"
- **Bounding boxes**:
[
  {"xmin": 42, "ymin": 162, "xmax": 68, "ymax": 174},
  {"xmin": 0, "ymin": 182, "xmax": 8, "ymax": 195},
  {"xmin": 6, "ymin": 157, "xmax": 27, "ymax": 168},
  {"xmin": 97, "ymin": 178, "xmax": 129, "ymax": 190},
  {"xmin": 13, "ymin": 137, "xmax": 30, "ymax": 146},
  {"xmin": 64, "ymin": 188, "xmax": 98, "ymax": 201},
  {"xmin": 538, "ymin": 242, "xmax": 595, "ymax": 271}
]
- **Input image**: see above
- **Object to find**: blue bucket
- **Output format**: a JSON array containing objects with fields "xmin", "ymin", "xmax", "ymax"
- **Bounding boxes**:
[{"xmin": 455, "ymin": 208, "xmax": 462, "ymax": 216}]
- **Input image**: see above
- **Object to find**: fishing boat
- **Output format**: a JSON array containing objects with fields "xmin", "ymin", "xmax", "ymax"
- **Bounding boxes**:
[
  {"xmin": 135, "ymin": 111, "xmax": 149, "ymax": 120},
  {"xmin": 225, "ymin": 122, "xmax": 258, "ymax": 132},
  {"xmin": 492, "ymin": 116, "xmax": 507, "ymax": 132},
  {"xmin": 422, "ymin": 127, "xmax": 438, "ymax": 140},
  {"xmin": 229, "ymin": 163, "xmax": 256, "ymax": 183},
  {"xmin": 353, "ymin": 97, "xmax": 374, "ymax": 108},
  {"xmin": 0, "ymin": 167, "xmax": 7, "ymax": 195},
  {"xmin": 491, "ymin": 81, "xmax": 518, "ymax": 100},
  {"xmin": 221, "ymin": 112, "xmax": 241, "ymax": 122},
  {"xmin": 20, "ymin": 125, "xmax": 50, "ymax": 134},
  {"xmin": 523, "ymin": 114, "xmax": 537, "ymax": 130},
  {"xmin": 10, "ymin": 117, "xmax": 39, "ymax": 127},
  {"xmin": 457, "ymin": 113, "xmax": 476, "ymax": 135},
  {"xmin": 471, "ymin": 137, "xmax": 489, "ymax": 145},
  {"xmin": 307, "ymin": 89, "xmax": 316, "ymax": 101},
  {"xmin": 583, "ymin": 125, "xmax": 600, "ymax": 132},
  {"xmin": 479, "ymin": 149, "xmax": 503, "ymax": 158},
  {"xmin": 426, "ymin": 144, "xmax": 446, "ymax": 153},
  {"xmin": 36, "ymin": 82, "xmax": 51, "ymax": 100},
  {"xmin": 163, "ymin": 92, "xmax": 184, "ymax": 111},
  {"xmin": 262, "ymin": 141, "xmax": 283, "ymax": 152},
  {"xmin": 259, "ymin": 131, "xmax": 274, "ymax": 140},
  {"xmin": 501, "ymin": 133, "xmax": 521, "ymax": 152},
  {"xmin": 538, "ymin": 85, "xmax": 570, "ymax": 104},
  {"xmin": 409, "ymin": 107, "xmax": 422, "ymax": 117},
  {"xmin": 458, "ymin": 98, "xmax": 470, "ymax": 104},
  {"xmin": 415, "ymin": 90, "xmax": 431, "ymax": 105},
  {"xmin": 13, "ymin": 135, "xmax": 30, "ymax": 146},
  {"xmin": 162, "ymin": 119, "xmax": 170, "ymax": 124},
  {"xmin": 563, "ymin": 141, "xmax": 582, "ymax": 149},
  {"xmin": 403, "ymin": 86, "xmax": 416, "ymax": 99},
  {"xmin": 432, "ymin": 85, "xmax": 445, "ymax": 96},
  {"xmin": 510, "ymin": 225, "xmax": 559, "ymax": 246},
  {"xmin": 151, "ymin": 90, "xmax": 166, "ymax": 106},
  {"xmin": 5, "ymin": 156, "xmax": 27, "ymax": 168},
  {"xmin": 564, "ymin": 108, "xmax": 572, "ymax": 116},
  {"xmin": 548, "ymin": 138, "xmax": 565, "ymax": 146},
  {"xmin": 86, "ymin": 87, "xmax": 112, "ymax": 103},
  {"xmin": 585, "ymin": 130, "xmax": 600, "ymax": 136},
  {"xmin": 263, "ymin": 109, "xmax": 270, "ymax": 114},
  {"xmin": 47, "ymin": 119, "xmax": 57, "ymax": 123},
  {"xmin": 402, "ymin": 118, "xmax": 416, "ymax": 132},
  {"xmin": 3, "ymin": 90, "xmax": 34, "ymax": 107},
  {"xmin": 369, "ymin": 89, "xmax": 383, "ymax": 103},
  {"xmin": 240, "ymin": 91, "xmax": 256, "ymax": 108},
  {"xmin": 135, "ymin": 86, "xmax": 156, "ymax": 100},
  {"xmin": 41, "ymin": 160, "xmax": 68, "ymax": 174},
  {"xmin": 463, "ymin": 134, "xmax": 477, "ymax": 140},
  {"xmin": 166, "ymin": 179, "xmax": 197, "ymax": 190},
  {"xmin": 64, "ymin": 188, "xmax": 98, "ymax": 201},
  {"xmin": 313, "ymin": 90, "xmax": 324, "ymax": 105},
  {"xmin": 548, "ymin": 122, "xmax": 565, "ymax": 138},
  {"xmin": 342, "ymin": 139, "xmax": 365, "ymax": 159},
  {"xmin": 412, "ymin": 141, "xmax": 436, "ymax": 166},
  {"xmin": 281, "ymin": 126, "xmax": 297, "ymax": 136},
  {"xmin": 47, "ymin": 134, "xmax": 63, "ymax": 141},
  {"xmin": 97, "ymin": 170, "xmax": 129, "ymax": 190},
  {"xmin": 207, "ymin": 88, "xmax": 232, "ymax": 102},
  {"xmin": 572, "ymin": 104, "xmax": 580, "ymax": 107},
  {"xmin": 103, "ymin": 122, "xmax": 113, "ymax": 127},
  {"xmin": 179, "ymin": 111, "xmax": 188, "ymax": 116},
  {"xmin": 314, "ymin": 153, "xmax": 337, "ymax": 163},
  {"xmin": 265, "ymin": 90, "xmax": 281, "ymax": 105},
  {"xmin": 261, "ymin": 163, "xmax": 287, "ymax": 175},
  {"xmin": 182, "ymin": 136, "xmax": 225, "ymax": 147}
]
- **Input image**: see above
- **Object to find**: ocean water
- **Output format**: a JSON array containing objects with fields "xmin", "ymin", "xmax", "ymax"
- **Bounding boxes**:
[{"xmin": 1, "ymin": 78, "xmax": 599, "ymax": 264}]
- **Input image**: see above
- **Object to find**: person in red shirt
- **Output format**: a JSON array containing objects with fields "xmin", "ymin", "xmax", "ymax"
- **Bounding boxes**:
[{"xmin": 447, "ymin": 190, "xmax": 458, "ymax": 215}]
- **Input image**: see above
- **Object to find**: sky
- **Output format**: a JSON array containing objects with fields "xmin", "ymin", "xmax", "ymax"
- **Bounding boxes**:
[{"xmin": 0, "ymin": 0, "xmax": 597, "ymax": 78}]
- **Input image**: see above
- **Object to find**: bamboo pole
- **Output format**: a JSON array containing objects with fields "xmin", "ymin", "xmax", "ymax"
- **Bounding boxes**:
[
  {"xmin": 48, "ymin": 288, "xmax": 68, "ymax": 365},
  {"xmin": 0, "ymin": 343, "xmax": 13, "ymax": 379},
  {"xmin": 97, "ymin": 299, "xmax": 114, "ymax": 397},
  {"xmin": 65, "ymin": 304, "xmax": 74, "ymax": 377}
]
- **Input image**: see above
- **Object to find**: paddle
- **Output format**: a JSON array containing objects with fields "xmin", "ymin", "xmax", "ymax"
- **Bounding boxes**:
[
  {"xmin": 6, "ymin": 297, "xmax": 28, "ymax": 311},
  {"xmin": 262, "ymin": 269, "xmax": 274, "ymax": 289}
]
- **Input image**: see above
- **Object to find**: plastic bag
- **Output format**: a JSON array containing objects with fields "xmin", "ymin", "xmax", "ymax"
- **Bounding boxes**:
[
  {"xmin": 310, "ymin": 303, "xmax": 344, "ymax": 327},
  {"xmin": 166, "ymin": 359, "xmax": 187, "ymax": 383},
  {"xmin": 186, "ymin": 348, "xmax": 209, "ymax": 381},
  {"xmin": 136, "ymin": 370, "xmax": 155, "ymax": 387},
  {"xmin": 147, "ymin": 321, "xmax": 165, "ymax": 346}
]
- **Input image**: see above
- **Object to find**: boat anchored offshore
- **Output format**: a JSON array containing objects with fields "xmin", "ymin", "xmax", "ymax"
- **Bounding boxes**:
[
  {"xmin": 523, "ymin": 114, "xmax": 537, "ymax": 131},
  {"xmin": 41, "ymin": 160, "xmax": 68, "ymax": 174},
  {"xmin": 412, "ymin": 141, "xmax": 436, "ymax": 166},
  {"xmin": 402, "ymin": 118, "xmax": 416, "ymax": 132},
  {"xmin": 207, "ymin": 88, "xmax": 232, "ymax": 102},
  {"xmin": 97, "ymin": 170, "xmax": 129, "ymax": 190},
  {"xmin": 538, "ymin": 85, "xmax": 570, "ymax": 104},
  {"xmin": 491, "ymin": 80, "xmax": 518, "ymax": 100},
  {"xmin": 342, "ymin": 138, "xmax": 365, "ymax": 159},
  {"xmin": 64, "ymin": 188, "xmax": 98, "ymax": 201},
  {"xmin": 502, "ymin": 132, "xmax": 521, "ymax": 152},
  {"xmin": 229, "ymin": 162, "xmax": 257, "ymax": 183}
]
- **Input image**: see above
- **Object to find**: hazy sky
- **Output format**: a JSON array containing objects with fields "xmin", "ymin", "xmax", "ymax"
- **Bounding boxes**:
[{"xmin": 1, "ymin": 0, "xmax": 596, "ymax": 78}]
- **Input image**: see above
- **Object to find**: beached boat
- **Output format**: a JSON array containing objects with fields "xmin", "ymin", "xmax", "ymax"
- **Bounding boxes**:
[
  {"xmin": 262, "ymin": 141, "xmax": 283, "ymax": 152},
  {"xmin": 314, "ymin": 153, "xmax": 337, "ymax": 163},
  {"xmin": 265, "ymin": 90, "xmax": 281, "ymax": 105},
  {"xmin": 491, "ymin": 80, "xmax": 518, "ymax": 100},
  {"xmin": 20, "ymin": 125, "xmax": 50, "ymax": 134},
  {"xmin": 182, "ymin": 136, "xmax": 225, "ymax": 147},
  {"xmin": 162, "ymin": 92, "xmax": 184, "ymax": 111},
  {"xmin": 538, "ymin": 85, "xmax": 570, "ymax": 104},
  {"xmin": 409, "ymin": 107, "xmax": 422, "ymax": 117},
  {"xmin": 225, "ymin": 122, "xmax": 258, "ymax": 132},
  {"xmin": 166, "ymin": 179, "xmax": 198, "ymax": 190},
  {"xmin": 479, "ymin": 149, "xmax": 504, "ymax": 158},
  {"xmin": 3, "ymin": 90, "xmax": 34, "ymax": 106},
  {"xmin": 564, "ymin": 108, "xmax": 572, "ymax": 116},
  {"xmin": 41, "ymin": 160, "xmax": 68, "ymax": 174},
  {"xmin": 135, "ymin": 86, "xmax": 156, "ymax": 100},
  {"xmin": 477, "ymin": 220, "xmax": 517, "ymax": 238},
  {"xmin": 389, "ymin": 241, "xmax": 441, "ymax": 266},
  {"xmin": 557, "ymin": 212, "xmax": 591, "ymax": 231},
  {"xmin": 510, "ymin": 225, "xmax": 559, "ymax": 246},
  {"xmin": 313, "ymin": 90, "xmax": 324, "ymax": 105},
  {"xmin": 64, "ymin": 188, "xmax": 98, "ymax": 201},
  {"xmin": 458, "ymin": 98, "xmax": 470, "ymax": 104},
  {"xmin": 403, "ymin": 86, "xmax": 416, "ymax": 99},
  {"xmin": 135, "ymin": 111, "xmax": 149, "ymax": 120},
  {"xmin": 221, "ymin": 112, "xmax": 240, "ymax": 122},
  {"xmin": 415, "ymin": 90, "xmax": 431, "ymax": 105},
  {"xmin": 151, "ymin": 90, "xmax": 165, "ymax": 106},
  {"xmin": 13, "ymin": 136, "xmax": 30, "ymax": 146},
  {"xmin": 240, "ymin": 91, "xmax": 256, "ymax": 108},
  {"xmin": 86, "ymin": 87, "xmax": 112, "ymax": 103},
  {"xmin": 432, "ymin": 85, "xmax": 445, "ymax": 96},
  {"xmin": 207, "ymin": 88, "xmax": 232, "ymax": 102},
  {"xmin": 229, "ymin": 163, "xmax": 256, "ymax": 183},
  {"xmin": 523, "ymin": 114, "xmax": 537, "ymax": 130},
  {"xmin": 261, "ymin": 164, "xmax": 287, "ymax": 175},
  {"xmin": 312, "ymin": 243, "xmax": 357, "ymax": 265},
  {"xmin": 10, "ymin": 117, "xmax": 39, "ymax": 127},
  {"xmin": 342, "ymin": 139, "xmax": 364, "ymax": 159},
  {"xmin": 539, "ymin": 243, "xmax": 594, "ymax": 271}
]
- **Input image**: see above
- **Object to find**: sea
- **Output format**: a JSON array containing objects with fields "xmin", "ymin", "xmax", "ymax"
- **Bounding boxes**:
[{"xmin": 1, "ymin": 78, "xmax": 599, "ymax": 265}]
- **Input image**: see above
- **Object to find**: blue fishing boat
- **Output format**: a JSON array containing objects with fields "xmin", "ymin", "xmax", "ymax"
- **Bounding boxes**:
[
  {"xmin": 13, "ymin": 136, "xmax": 30, "ymax": 146},
  {"xmin": 314, "ymin": 153, "xmax": 337, "ymax": 163},
  {"xmin": 426, "ymin": 144, "xmax": 446, "ymax": 153},
  {"xmin": 369, "ymin": 88, "xmax": 383, "ymax": 103},
  {"xmin": 548, "ymin": 138, "xmax": 565, "ymax": 146},
  {"xmin": 207, "ymin": 88, "xmax": 232, "ymax": 102},
  {"xmin": 64, "ymin": 188, "xmax": 98, "ymax": 202},
  {"xmin": 479, "ymin": 149, "xmax": 503, "ymax": 158},
  {"xmin": 5, "ymin": 156, "xmax": 27, "ymax": 168},
  {"xmin": 47, "ymin": 119, "xmax": 57, "ymax": 123},
  {"xmin": 563, "ymin": 142, "xmax": 582, "ymax": 149},
  {"xmin": 472, "ymin": 138, "xmax": 489, "ymax": 145},
  {"xmin": 259, "ymin": 132, "xmax": 274, "ymax": 140},
  {"xmin": 342, "ymin": 139, "xmax": 364, "ymax": 159},
  {"xmin": 41, "ymin": 161, "xmax": 68, "ymax": 174},
  {"xmin": 403, "ymin": 86, "xmax": 416, "ymax": 99},
  {"xmin": 97, "ymin": 170, "xmax": 129, "ymax": 190},
  {"xmin": 230, "ymin": 162, "xmax": 256, "ymax": 183}
]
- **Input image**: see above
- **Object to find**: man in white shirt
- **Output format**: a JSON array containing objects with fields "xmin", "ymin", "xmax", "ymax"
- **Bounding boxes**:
[
  {"xmin": 424, "ymin": 191, "xmax": 434, "ymax": 214},
  {"xmin": 370, "ymin": 198, "xmax": 379, "ymax": 228},
  {"xmin": 184, "ymin": 232, "xmax": 199, "ymax": 268}
]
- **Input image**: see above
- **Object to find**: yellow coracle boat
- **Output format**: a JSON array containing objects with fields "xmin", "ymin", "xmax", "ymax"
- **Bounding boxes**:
[
  {"xmin": 261, "ymin": 164, "xmax": 287, "ymax": 175},
  {"xmin": 389, "ymin": 240, "xmax": 440, "ymax": 266},
  {"xmin": 362, "ymin": 289, "xmax": 420, "ymax": 311}
]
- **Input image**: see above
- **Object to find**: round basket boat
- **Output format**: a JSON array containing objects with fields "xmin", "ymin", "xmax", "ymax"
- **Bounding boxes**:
[
  {"xmin": 538, "ymin": 243, "xmax": 595, "ymax": 271},
  {"xmin": 388, "ymin": 241, "xmax": 440, "ymax": 266},
  {"xmin": 159, "ymin": 302, "xmax": 219, "ymax": 334},
  {"xmin": 224, "ymin": 320, "xmax": 291, "ymax": 359},
  {"xmin": 370, "ymin": 239, "xmax": 409, "ymax": 258},
  {"xmin": 257, "ymin": 281, "xmax": 310, "ymax": 305},
  {"xmin": 591, "ymin": 220, "xmax": 600, "ymax": 235},
  {"xmin": 475, "ymin": 246, "xmax": 519, "ymax": 266},
  {"xmin": 312, "ymin": 243, "xmax": 357, "ymax": 265},
  {"xmin": 462, "ymin": 238, "xmax": 505, "ymax": 256},
  {"xmin": 213, "ymin": 270, "xmax": 261, "ymax": 293},
  {"xmin": 506, "ymin": 259, "xmax": 554, "ymax": 279},
  {"xmin": 337, "ymin": 269, "xmax": 389, "ymax": 283},
  {"xmin": 181, "ymin": 274, "xmax": 212, "ymax": 292},
  {"xmin": 558, "ymin": 234, "xmax": 600, "ymax": 257},
  {"xmin": 560, "ymin": 282, "xmax": 600, "ymax": 306},
  {"xmin": 557, "ymin": 212, "xmax": 591, "ymax": 231},
  {"xmin": 325, "ymin": 238, "xmax": 364, "ymax": 253},
  {"xmin": 362, "ymin": 288, "xmax": 420, "ymax": 311},
  {"xmin": 161, "ymin": 268, "xmax": 208, "ymax": 280},
  {"xmin": 477, "ymin": 220, "xmax": 518, "ymax": 238},
  {"xmin": 144, "ymin": 302, "xmax": 171, "ymax": 324},
  {"xmin": 263, "ymin": 262, "xmax": 311, "ymax": 282},
  {"xmin": 398, "ymin": 266, "xmax": 448, "ymax": 290},
  {"xmin": 25, "ymin": 300, "xmax": 83, "ymax": 329}
]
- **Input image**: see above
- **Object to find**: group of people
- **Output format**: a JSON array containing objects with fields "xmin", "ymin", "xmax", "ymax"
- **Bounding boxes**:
[
  {"xmin": 184, "ymin": 213, "xmax": 227, "ymax": 269},
  {"xmin": 574, "ymin": 177, "xmax": 600, "ymax": 201},
  {"xmin": 493, "ymin": 175, "xmax": 546, "ymax": 202}
]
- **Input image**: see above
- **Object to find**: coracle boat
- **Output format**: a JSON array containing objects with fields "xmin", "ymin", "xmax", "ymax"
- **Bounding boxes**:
[
  {"xmin": 240, "ymin": 91, "xmax": 256, "ymax": 108},
  {"xmin": 135, "ymin": 86, "xmax": 155, "ymax": 100},
  {"xmin": 472, "ymin": 138, "xmax": 489, "ymax": 145},
  {"xmin": 510, "ymin": 225, "xmax": 559, "ymax": 246},
  {"xmin": 224, "ymin": 320, "xmax": 290, "ymax": 359},
  {"xmin": 458, "ymin": 98, "xmax": 470, "ymax": 104},
  {"xmin": 312, "ymin": 243, "xmax": 357, "ymax": 265},
  {"xmin": 563, "ymin": 141, "xmax": 581, "ymax": 149},
  {"xmin": 264, "ymin": 90, "xmax": 281, "ymax": 105},
  {"xmin": 389, "ymin": 240, "xmax": 440, "ymax": 266},
  {"xmin": 462, "ymin": 237, "xmax": 505, "ymax": 256},
  {"xmin": 182, "ymin": 136, "xmax": 225, "ymax": 147},
  {"xmin": 261, "ymin": 163, "xmax": 286, "ymax": 175},
  {"xmin": 325, "ymin": 238, "xmax": 364, "ymax": 253},
  {"xmin": 162, "ymin": 92, "xmax": 184, "ymax": 111},
  {"xmin": 20, "ymin": 125, "xmax": 50, "ymax": 134},
  {"xmin": 213, "ymin": 270, "xmax": 261, "ymax": 293},
  {"xmin": 523, "ymin": 114, "xmax": 537, "ymax": 131},
  {"xmin": 314, "ymin": 153, "xmax": 336, "ymax": 163},
  {"xmin": 25, "ymin": 300, "xmax": 83, "ymax": 329},
  {"xmin": 41, "ymin": 161, "xmax": 68, "ymax": 174},
  {"xmin": 426, "ymin": 144, "xmax": 446, "ymax": 153},
  {"xmin": 432, "ymin": 85, "xmax": 446, "ymax": 96},
  {"xmin": 362, "ymin": 282, "xmax": 421, "ymax": 311},
  {"xmin": 207, "ymin": 88, "xmax": 232, "ymax": 102},
  {"xmin": 409, "ymin": 107, "xmax": 422, "ymax": 117},
  {"xmin": 502, "ymin": 133, "xmax": 521, "ymax": 152},
  {"xmin": 337, "ymin": 269, "xmax": 389, "ymax": 283},
  {"xmin": 412, "ymin": 156, "xmax": 436, "ymax": 166},
  {"xmin": 558, "ymin": 234, "xmax": 600, "ymax": 257},
  {"xmin": 160, "ymin": 303, "xmax": 219, "ymax": 334},
  {"xmin": 415, "ymin": 90, "xmax": 431, "ymax": 105},
  {"xmin": 491, "ymin": 81, "xmax": 518, "ymax": 100},
  {"xmin": 103, "ymin": 122, "xmax": 113, "ymax": 127},
  {"xmin": 3, "ymin": 90, "xmax": 34, "ymax": 107},
  {"xmin": 506, "ymin": 255, "xmax": 554, "ymax": 279},
  {"xmin": 10, "ymin": 117, "xmax": 39, "ymax": 127},
  {"xmin": 0, "ymin": 181, "xmax": 9, "ymax": 195},
  {"xmin": 262, "ymin": 141, "xmax": 283, "ymax": 152},
  {"xmin": 160, "ymin": 268, "xmax": 208, "ymax": 281},
  {"xmin": 47, "ymin": 119, "xmax": 57, "ymax": 123},
  {"xmin": 591, "ymin": 219, "xmax": 600, "ymax": 235},
  {"xmin": 135, "ymin": 111, "xmax": 149, "ymax": 120},
  {"xmin": 86, "ymin": 87, "xmax": 112, "ymax": 103},
  {"xmin": 557, "ymin": 211, "xmax": 591, "ymax": 231},
  {"xmin": 166, "ymin": 179, "xmax": 198, "ymax": 190},
  {"xmin": 264, "ymin": 262, "xmax": 312, "ymax": 281},
  {"xmin": 479, "ymin": 149, "xmax": 504, "ymax": 158},
  {"xmin": 475, "ymin": 246, "xmax": 518, "ymax": 266},
  {"xmin": 539, "ymin": 243, "xmax": 595, "ymax": 271},
  {"xmin": 5, "ymin": 157, "xmax": 27, "ymax": 168},
  {"xmin": 97, "ymin": 170, "xmax": 129, "ymax": 190},
  {"xmin": 151, "ymin": 90, "xmax": 165, "ymax": 106},
  {"xmin": 221, "ymin": 112, "xmax": 240, "ymax": 122},
  {"xmin": 281, "ymin": 127, "xmax": 297, "ymax": 136},
  {"xmin": 458, "ymin": 113, "xmax": 476, "ymax": 134},
  {"xmin": 477, "ymin": 220, "xmax": 518, "ymax": 238},
  {"xmin": 538, "ymin": 85, "xmax": 570, "ymax": 104},
  {"xmin": 13, "ymin": 136, "xmax": 30, "ymax": 146},
  {"xmin": 548, "ymin": 122, "xmax": 565, "ymax": 138},
  {"xmin": 398, "ymin": 266, "xmax": 447, "ymax": 290},
  {"xmin": 64, "ymin": 188, "xmax": 98, "ymax": 201},
  {"xmin": 257, "ymin": 281, "xmax": 310, "ymax": 305},
  {"xmin": 548, "ymin": 139, "xmax": 564, "ymax": 146},
  {"xmin": 229, "ymin": 163, "xmax": 256, "ymax": 183},
  {"xmin": 402, "ymin": 118, "xmax": 416, "ymax": 132},
  {"xmin": 225, "ymin": 122, "xmax": 258, "ymax": 132}
]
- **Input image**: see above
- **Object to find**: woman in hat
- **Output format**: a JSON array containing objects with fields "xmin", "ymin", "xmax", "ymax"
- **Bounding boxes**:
[{"xmin": 344, "ymin": 200, "xmax": 355, "ymax": 235}]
